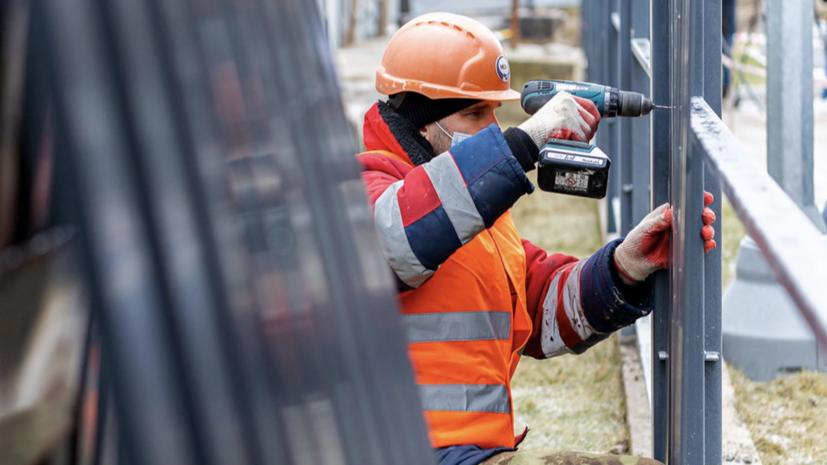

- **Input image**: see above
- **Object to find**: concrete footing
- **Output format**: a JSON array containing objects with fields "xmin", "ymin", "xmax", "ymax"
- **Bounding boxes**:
[{"xmin": 722, "ymin": 236, "xmax": 826, "ymax": 381}]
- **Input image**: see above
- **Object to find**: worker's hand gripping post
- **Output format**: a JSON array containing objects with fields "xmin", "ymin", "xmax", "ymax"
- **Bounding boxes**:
[{"xmin": 520, "ymin": 79, "xmax": 666, "ymax": 199}]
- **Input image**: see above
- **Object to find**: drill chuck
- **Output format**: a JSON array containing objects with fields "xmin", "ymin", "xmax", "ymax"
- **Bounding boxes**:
[{"xmin": 613, "ymin": 89, "xmax": 655, "ymax": 117}]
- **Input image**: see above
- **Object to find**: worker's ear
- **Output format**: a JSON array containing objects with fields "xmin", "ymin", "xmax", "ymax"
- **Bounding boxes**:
[{"xmin": 419, "ymin": 126, "xmax": 429, "ymax": 140}]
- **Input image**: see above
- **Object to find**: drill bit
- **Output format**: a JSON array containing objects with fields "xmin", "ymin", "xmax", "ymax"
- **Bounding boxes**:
[{"xmin": 653, "ymin": 104, "xmax": 675, "ymax": 110}]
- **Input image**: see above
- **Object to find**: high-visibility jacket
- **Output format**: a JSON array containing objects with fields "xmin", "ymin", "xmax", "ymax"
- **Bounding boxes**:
[{"xmin": 358, "ymin": 102, "xmax": 653, "ymax": 450}]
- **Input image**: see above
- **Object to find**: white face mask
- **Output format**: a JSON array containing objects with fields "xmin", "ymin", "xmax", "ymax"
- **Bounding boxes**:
[{"xmin": 435, "ymin": 121, "xmax": 472, "ymax": 147}]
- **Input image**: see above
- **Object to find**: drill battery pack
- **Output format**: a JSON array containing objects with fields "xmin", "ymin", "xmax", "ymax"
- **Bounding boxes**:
[{"xmin": 537, "ymin": 139, "xmax": 611, "ymax": 199}]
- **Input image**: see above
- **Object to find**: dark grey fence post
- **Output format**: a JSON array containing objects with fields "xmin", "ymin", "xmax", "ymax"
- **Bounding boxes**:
[
  {"xmin": 766, "ymin": 0, "xmax": 826, "ymax": 231},
  {"xmin": 649, "ymin": 0, "xmax": 671, "ymax": 459},
  {"xmin": 629, "ymin": 0, "xmax": 652, "ymax": 232},
  {"xmin": 618, "ymin": 0, "xmax": 633, "ymax": 235},
  {"xmin": 702, "ymin": 1, "xmax": 723, "ymax": 463},
  {"xmin": 667, "ymin": 0, "xmax": 708, "ymax": 461},
  {"xmin": 602, "ymin": 1, "xmax": 620, "ymax": 234}
]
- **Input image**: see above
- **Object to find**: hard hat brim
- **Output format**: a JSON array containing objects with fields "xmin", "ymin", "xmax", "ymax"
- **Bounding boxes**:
[{"xmin": 377, "ymin": 72, "xmax": 521, "ymax": 102}]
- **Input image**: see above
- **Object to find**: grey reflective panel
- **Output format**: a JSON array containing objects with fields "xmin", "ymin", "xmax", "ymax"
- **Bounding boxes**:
[
  {"xmin": 403, "ymin": 311, "xmax": 511, "ymax": 344},
  {"xmin": 419, "ymin": 384, "xmax": 511, "ymax": 414}
]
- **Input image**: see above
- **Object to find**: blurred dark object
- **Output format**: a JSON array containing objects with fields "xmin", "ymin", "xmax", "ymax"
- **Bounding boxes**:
[
  {"xmin": 519, "ymin": 16, "xmax": 552, "ymax": 40},
  {"xmin": 1, "ymin": 0, "xmax": 434, "ymax": 463},
  {"xmin": 722, "ymin": 0, "xmax": 736, "ymax": 99},
  {"xmin": 502, "ymin": 9, "xmax": 567, "ymax": 43}
]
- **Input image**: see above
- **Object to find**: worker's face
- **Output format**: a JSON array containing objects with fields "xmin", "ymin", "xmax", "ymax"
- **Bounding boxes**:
[{"xmin": 420, "ymin": 101, "xmax": 502, "ymax": 154}]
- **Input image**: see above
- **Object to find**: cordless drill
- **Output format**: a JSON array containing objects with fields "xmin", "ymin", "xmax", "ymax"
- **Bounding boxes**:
[{"xmin": 520, "ymin": 79, "xmax": 671, "ymax": 199}]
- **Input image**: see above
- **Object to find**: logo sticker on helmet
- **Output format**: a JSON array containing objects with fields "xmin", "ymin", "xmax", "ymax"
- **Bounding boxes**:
[{"xmin": 495, "ymin": 56, "xmax": 510, "ymax": 82}]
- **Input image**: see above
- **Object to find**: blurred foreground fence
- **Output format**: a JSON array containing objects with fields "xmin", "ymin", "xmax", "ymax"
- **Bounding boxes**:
[
  {"xmin": 583, "ymin": 0, "xmax": 827, "ymax": 463},
  {"xmin": 1, "ymin": 0, "xmax": 435, "ymax": 463}
]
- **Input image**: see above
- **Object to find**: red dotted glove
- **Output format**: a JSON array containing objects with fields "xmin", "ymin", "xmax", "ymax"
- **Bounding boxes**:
[
  {"xmin": 614, "ymin": 192, "xmax": 717, "ymax": 284},
  {"xmin": 518, "ymin": 92, "xmax": 601, "ymax": 147}
]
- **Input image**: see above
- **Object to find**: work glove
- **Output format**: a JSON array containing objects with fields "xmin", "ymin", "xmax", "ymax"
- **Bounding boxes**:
[
  {"xmin": 518, "ymin": 91, "xmax": 601, "ymax": 148},
  {"xmin": 613, "ymin": 191, "xmax": 717, "ymax": 284}
]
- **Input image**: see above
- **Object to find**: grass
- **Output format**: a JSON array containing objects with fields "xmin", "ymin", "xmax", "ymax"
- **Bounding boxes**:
[
  {"xmin": 729, "ymin": 367, "xmax": 827, "ymax": 465},
  {"xmin": 510, "ymin": 339, "xmax": 628, "ymax": 453},
  {"xmin": 509, "ymin": 173, "xmax": 629, "ymax": 453}
]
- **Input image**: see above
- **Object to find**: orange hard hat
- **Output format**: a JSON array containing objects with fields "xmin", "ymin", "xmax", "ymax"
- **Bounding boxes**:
[{"xmin": 376, "ymin": 13, "xmax": 521, "ymax": 101}]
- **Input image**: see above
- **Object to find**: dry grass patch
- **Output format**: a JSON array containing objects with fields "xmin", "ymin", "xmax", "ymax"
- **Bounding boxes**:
[
  {"xmin": 511, "ymin": 338, "xmax": 628, "ymax": 453},
  {"xmin": 509, "ymin": 173, "xmax": 628, "ymax": 453},
  {"xmin": 730, "ymin": 367, "xmax": 827, "ymax": 464}
]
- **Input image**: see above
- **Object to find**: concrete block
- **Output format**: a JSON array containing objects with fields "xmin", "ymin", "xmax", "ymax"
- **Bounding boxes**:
[{"xmin": 722, "ymin": 236, "xmax": 827, "ymax": 381}]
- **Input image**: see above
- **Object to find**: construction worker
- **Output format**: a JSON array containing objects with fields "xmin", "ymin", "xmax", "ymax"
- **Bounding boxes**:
[{"xmin": 357, "ymin": 13, "xmax": 716, "ymax": 465}]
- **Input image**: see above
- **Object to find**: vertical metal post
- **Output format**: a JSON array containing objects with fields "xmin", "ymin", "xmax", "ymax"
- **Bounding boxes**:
[
  {"xmin": 702, "ymin": 0, "xmax": 723, "ymax": 464},
  {"xmin": 649, "ymin": 0, "xmax": 671, "ymax": 459},
  {"xmin": 668, "ymin": 0, "xmax": 716, "ymax": 462},
  {"xmin": 602, "ymin": 0, "xmax": 620, "ymax": 234},
  {"xmin": 630, "ymin": 0, "xmax": 651, "ymax": 229},
  {"xmin": 618, "ymin": 0, "xmax": 633, "ymax": 235},
  {"xmin": 588, "ymin": 0, "xmax": 599, "ymax": 83},
  {"xmin": 583, "ymin": 0, "xmax": 594, "ymax": 82},
  {"xmin": 766, "ymin": 0, "xmax": 827, "ymax": 231}
]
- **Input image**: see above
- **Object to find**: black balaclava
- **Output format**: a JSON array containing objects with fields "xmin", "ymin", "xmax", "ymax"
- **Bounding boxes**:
[{"xmin": 389, "ymin": 92, "xmax": 480, "ymax": 129}]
